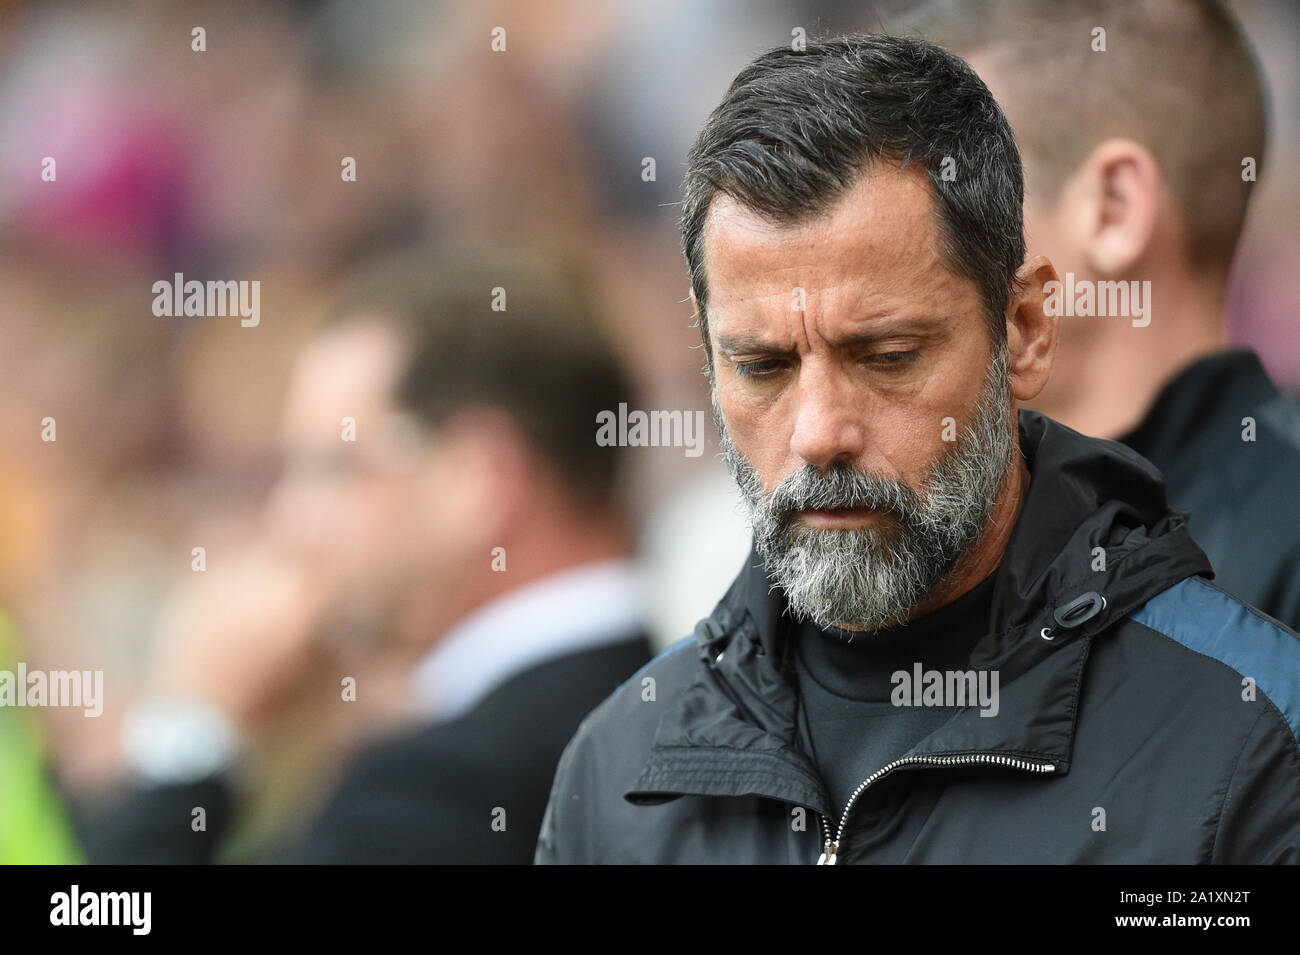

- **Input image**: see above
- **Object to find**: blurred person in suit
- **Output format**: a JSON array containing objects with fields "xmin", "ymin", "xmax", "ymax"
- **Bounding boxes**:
[
  {"xmin": 78, "ymin": 245, "xmax": 652, "ymax": 863},
  {"xmin": 894, "ymin": 0, "xmax": 1300, "ymax": 628}
]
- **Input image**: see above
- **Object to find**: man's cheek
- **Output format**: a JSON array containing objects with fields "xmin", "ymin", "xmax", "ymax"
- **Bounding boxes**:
[
  {"xmin": 721, "ymin": 398, "xmax": 775, "ymax": 454},
  {"xmin": 859, "ymin": 416, "xmax": 931, "ymax": 482}
]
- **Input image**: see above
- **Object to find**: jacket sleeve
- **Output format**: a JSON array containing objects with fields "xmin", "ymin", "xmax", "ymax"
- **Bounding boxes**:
[
  {"xmin": 76, "ymin": 776, "xmax": 233, "ymax": 864},
  {"xmin": 1211, "ymin": 704, "xmax": 1300, "ymax": 863},
  {"xmin": 535, "ymin": 724, "xmax": 597, "ymax": 864}
]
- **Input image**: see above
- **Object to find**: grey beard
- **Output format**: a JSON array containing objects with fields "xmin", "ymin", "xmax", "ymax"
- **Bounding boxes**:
[{"xmin": 715, "ymin": 346, "xmax": 1015, "ymax": 631}]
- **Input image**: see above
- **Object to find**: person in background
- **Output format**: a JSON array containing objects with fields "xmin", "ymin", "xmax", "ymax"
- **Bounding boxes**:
[
  {"xmin": 79, "ymin": 245, "xmax": 652, "ymax": 863},
  {"xmin": 0, "ymin": 611, "xmax": 82, "ymax": 864},
  {"xmin": 893, "ymin": 0, "xmax": 1300, "ymax": 629}
]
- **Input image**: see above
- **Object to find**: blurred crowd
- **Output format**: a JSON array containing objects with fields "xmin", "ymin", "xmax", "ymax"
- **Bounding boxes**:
[{"xmin": 0, "ymin": 0, "xmax": 1297, "ymax": 861}]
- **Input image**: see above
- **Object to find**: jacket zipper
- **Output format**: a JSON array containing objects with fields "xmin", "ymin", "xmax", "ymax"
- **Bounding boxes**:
[{"xmin": 815, "ymin": 753, "xmax": 1057, "ymax": 864}]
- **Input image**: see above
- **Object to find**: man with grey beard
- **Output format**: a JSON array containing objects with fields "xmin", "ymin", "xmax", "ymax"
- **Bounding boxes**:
[
  {"xmin": 718, "ymin": 347, "xmax": 1013, "ymax": 634},
  {"xmin": 708, "ymin": 338, "xmax": 1021, "ymax": 825},
  {"xmin": 537, "ymin": 33, "xmax": 1300, "ymax": 865}
]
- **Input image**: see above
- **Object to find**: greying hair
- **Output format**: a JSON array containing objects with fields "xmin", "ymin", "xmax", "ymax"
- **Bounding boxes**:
[{"xmin": 681, "ymin": 32, "xmax": 1026, "ymax": 370}]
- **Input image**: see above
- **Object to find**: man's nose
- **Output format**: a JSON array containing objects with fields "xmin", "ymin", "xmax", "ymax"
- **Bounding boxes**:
[{"xmin": 789, "ymin": 364, "xmax": 866, "ymax": 471}]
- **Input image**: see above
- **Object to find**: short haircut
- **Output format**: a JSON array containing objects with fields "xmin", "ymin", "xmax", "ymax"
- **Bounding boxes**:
[
  {"xmin": 892, "ymin": 0, "xmax": 1268, "ymax": 272},
  {"xmin": 331, "ymin": 244, "xmax": 633, "ymax": 505},
  {"xmin": 680, "ymin": 32, "xmax": 1026, "ymax": 369}
]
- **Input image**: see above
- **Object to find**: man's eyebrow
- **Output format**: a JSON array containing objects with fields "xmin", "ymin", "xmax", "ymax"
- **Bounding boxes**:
[
  {"xmin": 714, "ymin": 319, "xmax": 943, "ymax": 356},
  {"xmin": 829, "ymin": 320, "xmax": 942, "ymax": 348},
  {"xmin": 713, "ymin": 333, "xmax": 794, "ymax": 356}
]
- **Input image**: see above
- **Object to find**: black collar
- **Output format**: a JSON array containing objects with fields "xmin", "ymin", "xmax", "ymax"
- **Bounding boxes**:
[
  {"xmin": 626, "ymin": 411, "xmax": 1212, "ymax": 812},
  {"xmin": 1120, "ymin": 349, "xmax": 1278, "ymax": 469}
]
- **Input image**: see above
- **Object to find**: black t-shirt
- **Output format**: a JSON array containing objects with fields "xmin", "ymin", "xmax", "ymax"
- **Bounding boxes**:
[{"xmin": 791, "ymin": 571, "xmax": 996, "ymax": 813}]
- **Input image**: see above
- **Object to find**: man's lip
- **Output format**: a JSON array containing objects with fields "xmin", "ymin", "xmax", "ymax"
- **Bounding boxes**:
[{"xmin": 798, "ymin": 506, "xmax": 881, "ymax": 529}]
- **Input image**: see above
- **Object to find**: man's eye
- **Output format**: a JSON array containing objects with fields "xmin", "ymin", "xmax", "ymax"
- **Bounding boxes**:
[
  {"xmin": 869, "ymin": 350, "xmax": 918, "ymax": 369},
  {"xmin": 733, "ymin": 359, "xmax": 785, "ymax": 379}
]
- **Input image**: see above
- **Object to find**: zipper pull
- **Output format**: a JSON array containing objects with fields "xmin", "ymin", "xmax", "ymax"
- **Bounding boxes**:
[{"xmin": 816, "ymin": 841, "xmax": 838, "ymax": 865}]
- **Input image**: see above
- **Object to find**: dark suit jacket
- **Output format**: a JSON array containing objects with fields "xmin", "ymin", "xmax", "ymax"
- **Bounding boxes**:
[{"xmin": 76, "ymin": 635, "xmax": 651, "ymax": 864}]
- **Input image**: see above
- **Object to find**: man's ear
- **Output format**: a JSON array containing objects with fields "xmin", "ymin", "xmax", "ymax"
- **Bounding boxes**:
[
  {"xmin": 1068, "ymin": 138, "xmax": 1161, "ymax": 276},
  {"xmin": 1006, "ymin": 254, "xmax": 1060, "ymax": 404}
]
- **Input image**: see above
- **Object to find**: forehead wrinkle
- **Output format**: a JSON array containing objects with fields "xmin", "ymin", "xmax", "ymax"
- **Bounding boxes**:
[
  {"xmin": 703, "ymin": 165, "xmax": 974, "ymax": 349},
  {"xmin": 712, "ymin": 278, "xmax": 852, "ymax": 354},
  {"xmin": 716, "ymin": 275, "xmax": 947, "ymax": 359},
  {"xmin": 708, "ymin": 233, "xmax": 944, "ymax": 319}
]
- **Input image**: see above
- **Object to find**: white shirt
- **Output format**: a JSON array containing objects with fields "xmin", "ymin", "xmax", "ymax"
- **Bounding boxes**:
[{"xmin": 408, "ymin": 558, "xmax": 648, "ymax": 723}]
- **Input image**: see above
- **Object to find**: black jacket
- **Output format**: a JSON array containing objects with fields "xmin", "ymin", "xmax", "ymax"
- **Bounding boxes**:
[
  {"xmin": 537, "ymin": 412, "xmax": 1300, "ymax": 864},
  {"xmin": 80, "ymin": 636, "xmax": 651, "ymax": 864},
  {"xmin": 1120, "ymin": 349, "xmax": 1300, "ymax": 631}
]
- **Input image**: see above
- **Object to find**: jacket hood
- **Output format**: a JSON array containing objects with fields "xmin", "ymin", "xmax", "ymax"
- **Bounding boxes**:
[{"xmin": 627, "ymin": 410, "xmax": 1213, "ymax": 814}]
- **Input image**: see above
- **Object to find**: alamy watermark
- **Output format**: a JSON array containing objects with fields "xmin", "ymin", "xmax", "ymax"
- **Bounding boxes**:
[
  {"xmin": 595, "ymin": 403, "xmax": 706, "ymax": 458},
  {"xmin": 1043, "ymin": 273, "xmax": 1151, "ymax": 327},
  {"xmin": 151, "ymin": 273, "xmax": 260, "ymax": 327},
  {"xmin": 891, "ymin": 663, "xmax": 999, "ymax": 717},
  {"xmin": 0, "ymin": 664, "xmax": 103, "ymax": 717},
  {"xmin": 50, "ymin": 885, "xmax": 150, "ymax": 935}
]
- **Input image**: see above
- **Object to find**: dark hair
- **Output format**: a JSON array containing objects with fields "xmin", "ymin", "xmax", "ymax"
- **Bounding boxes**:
[
  {"xmin": 331, "ymin": 243, "xmax": 634, "ymax": 505},
  {"xmin": 681, "ymin": 33, "xmax": 1025, "ymax": 369}
]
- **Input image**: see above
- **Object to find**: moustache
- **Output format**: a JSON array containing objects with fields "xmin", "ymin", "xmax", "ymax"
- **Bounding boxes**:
[{"xmin": 766, "ymin": 463, "xmax": 922, "ymax": 531}]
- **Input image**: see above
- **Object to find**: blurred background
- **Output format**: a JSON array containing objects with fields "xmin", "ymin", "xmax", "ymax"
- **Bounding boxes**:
[{"xmin": 0, "ymin": 0, "xmax": 1296, "ymax": 861}]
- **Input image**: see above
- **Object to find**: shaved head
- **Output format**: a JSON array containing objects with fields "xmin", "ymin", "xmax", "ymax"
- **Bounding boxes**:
[{"xmin": 893, "ymin": 0, "xmax": 1268, "ymax": 271}]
